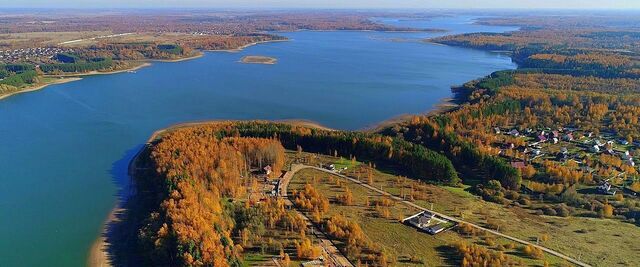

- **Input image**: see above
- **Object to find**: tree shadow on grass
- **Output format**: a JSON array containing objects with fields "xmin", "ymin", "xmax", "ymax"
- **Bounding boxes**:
[{"xmin": 436, "ymin": 244, "xmax": 461, "ymax": 266}]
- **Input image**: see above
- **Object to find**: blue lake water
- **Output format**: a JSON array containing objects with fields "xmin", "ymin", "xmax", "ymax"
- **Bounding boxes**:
[{"xmin": 0, "ymin": 16, "xmax": 516, "ymax": 266}]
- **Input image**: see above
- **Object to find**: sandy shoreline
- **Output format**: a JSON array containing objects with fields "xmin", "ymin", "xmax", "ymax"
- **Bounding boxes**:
[{"xmin": 87, "ymin": 206, "xmax": 123, "ymax": 267}]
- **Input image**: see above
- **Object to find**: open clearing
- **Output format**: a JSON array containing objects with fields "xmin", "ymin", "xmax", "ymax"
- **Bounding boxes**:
[{"xmin": 288, "ymin": 165, "xmax": 565, "ymax": 266}]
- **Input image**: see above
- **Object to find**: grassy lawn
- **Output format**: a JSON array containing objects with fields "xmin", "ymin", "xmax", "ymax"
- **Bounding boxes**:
[{"xmin": 290, "ymin": 167, "xmax": 563, "ymax": 266}]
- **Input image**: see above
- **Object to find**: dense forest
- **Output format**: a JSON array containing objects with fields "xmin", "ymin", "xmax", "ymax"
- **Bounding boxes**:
[{"xmin": 135, "ymin": 132, "xmax": 288, "ymax": 266}]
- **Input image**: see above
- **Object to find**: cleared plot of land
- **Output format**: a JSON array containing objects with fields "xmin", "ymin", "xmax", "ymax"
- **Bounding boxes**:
[
  {"xmin": 241, "ymin": 55, "xmax": 277, "ymax": 64},
  {"xmin": 289, "ymin": 166, "xmax": 563, "ymax": 266},
  {"xmin": 0, "ymin": 31, "xmax": 112, "ymax": 48}
]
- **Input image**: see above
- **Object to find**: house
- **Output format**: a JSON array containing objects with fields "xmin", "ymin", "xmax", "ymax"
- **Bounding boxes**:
[
  {"xmin": 426, "ymin": 224, "xmax": 446, "ymax": 235},
  {"xmin": 263, "ymin": 165, "xmax": 272, "ymax": 176},
  {"xmin": 591, "ymin": 145, "xmax": 600, "ymax": 153},
  {"xmin": 532, "ymin": 149, "xmax": 542, "ymax": 156},
  {"xmin": 597, "ymin": 181, "xmax": 616, "ymax": 195},
  {"xmin": 560, "ymin": 147, "xmax": 569, "ymax": 154},
  {"xmin": 417, "ymin": 212, "xmax": 433, "ymax": 228},
  {"xmin": 538, "ymin": 135, "xmax": 547, "ymax": 142},
  {"xmin": 587, "ymin": 132, "xmax": 593, "ymax": 138},
  {"xmin": 622, "ymin": 151, "xmax": 631, "ymax": 160},
  {"xmin": 552, "ymin": 131, "xmax": 560, "ymax": 138},
  {"xmin": 627, "ymin": 159, "xmax": 635, "ymax": 167},
  {"xmin": 326, "ymin": 164, "xmax": 336, "ymax": 171},
  {"xmin": 620, "ymin": 139, "xmax": 630, "ymax": 145},
  {"xmin": 508, "ymin": 129, "xmax": 520, "ymax": 137},
  {"xmin": 494, "ymin": 127, "xmax": 501, "ymax": 134},
  {"xmin": 301, "ymin": 257, "xmax": 325, "ymax": 267},
  {"xmin": 552, "ymin": 137, "xmax": 559, "ymax": 144}
]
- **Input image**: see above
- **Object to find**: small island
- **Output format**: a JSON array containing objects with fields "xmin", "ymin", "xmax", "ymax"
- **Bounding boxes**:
[{"xmin": 240, "ymin": 55, "xmax": 278, "ymax": 64}]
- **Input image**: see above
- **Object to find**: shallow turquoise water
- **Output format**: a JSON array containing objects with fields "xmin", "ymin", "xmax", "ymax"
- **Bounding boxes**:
[{"xmin": 0, "ymin": 16, "xmax": 516, "ymax": 266}]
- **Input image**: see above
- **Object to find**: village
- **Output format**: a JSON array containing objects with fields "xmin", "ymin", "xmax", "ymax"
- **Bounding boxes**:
[
  {"xmin": 494, "ymin": 126, "xmax": 639, "ymax": 197},
  {"xmin": 0, "ymin": 47, "xmax": 73, "ymax": 63}
]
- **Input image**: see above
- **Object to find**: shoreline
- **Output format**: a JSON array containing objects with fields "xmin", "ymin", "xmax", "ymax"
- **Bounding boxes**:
[
  {"xmin": 240, "ymin": 55, "xmax": 278, "ymax": 65},
  {"xmin": 206, "ymin": 39, "xmax": 290, "ymax": 53},
  {"xmin": 44, "ymin": 62, "xmax": 152, "ymax": 78},
  {"xmin": 363, "ymin": 97, "xmax": 459, "ymax": 132},
  {"xmin": 147, "ymin": 52, "xmax": 204, "ymax": 62},
  {"xmin": 0, "ymin": 77, "xmax": 82, "ymax": 101}
]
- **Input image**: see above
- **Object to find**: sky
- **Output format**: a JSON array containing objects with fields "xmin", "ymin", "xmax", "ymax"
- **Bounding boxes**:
[{"xmin": 3, "ymin": 0, "xmax": 640, "ymax": 9}]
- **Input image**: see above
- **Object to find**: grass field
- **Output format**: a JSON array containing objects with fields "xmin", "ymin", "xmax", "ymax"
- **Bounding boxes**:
[
  {"xmin": 302, "ymin": 154, "xmax": 640, "ymax": 267},
  {"xmin": 289, "ymin": 166, "xmax": 565, "ymax": 266},
  {"xmin": 0, "ymin": 31, "xmax": 112, "ymax": 48}
]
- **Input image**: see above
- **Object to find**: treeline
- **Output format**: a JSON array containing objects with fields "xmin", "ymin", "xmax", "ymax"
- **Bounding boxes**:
[
  {"xmin": 196, "ymin": 121, "xmax": 460, "ymax": 185},
  {"xmin": 380, "ymin": 117, "xmax": 521, "ymax": 189},
  {"xmin": 40, "ymin": 57, "xmax": 113, "ymax": 73},
  {"xmin": 176, "ymin": 34, "xmax": 286, "ymax": 51},
  {"xmin": 0, "ymin": 64, "xmax": 39, "ymax": 87},
  {"xmin": 136, "ymin": 133, "xmax": 287, "ymax": 266},
  {"xmin": 157, "ymin": 44, "xmax": 183, "ymax": 55},
  {"xmin": 78, "ymin": 42, "xmax": 193, "ymax": 61},
  {"xmin": 0, "ymin": 70, "xmax": 38, "ymax": 87}
]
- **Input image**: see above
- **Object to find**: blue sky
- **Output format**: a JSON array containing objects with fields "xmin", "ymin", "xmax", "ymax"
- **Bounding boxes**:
[{"xmin": 4, "ymin": 0, "xmax": 640, "ymax": 9}]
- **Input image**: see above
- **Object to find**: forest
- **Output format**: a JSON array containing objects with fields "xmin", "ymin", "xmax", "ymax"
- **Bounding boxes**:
[
  {"xmin": 0, "ymin": 64, "xmax": 39, "ymax": 88},
  {"xmin": 134, "ymin": 131, "xmax": 289, "ymax": 266},
  {"xmin": 402, "ymin": 16, "xmax": 640, "ymax": 227},
  {"xmin": 40, "ymin": 57, "xmax": 113, "ymax": 73},
  {"xmin": 129, "ymin": 121, "xmax": 462, "ymax": 266}
]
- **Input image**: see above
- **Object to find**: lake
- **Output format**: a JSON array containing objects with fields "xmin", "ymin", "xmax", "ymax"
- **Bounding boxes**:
[{"xmin": 0, "ymin": 16, "xmax": 516, "ymax": 266}]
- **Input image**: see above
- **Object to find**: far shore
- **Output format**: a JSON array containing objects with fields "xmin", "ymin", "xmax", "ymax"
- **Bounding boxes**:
[
  {"xmin": 148, "ymin": 51, "xmax": 204, "ymax": 62},
  {"xmin": 1, "ymin": 39, "xmax": 280, "ymax": 102},
  {"xmin": 206, "ymin": 39, "xmax": 290, "ymax": 53}
]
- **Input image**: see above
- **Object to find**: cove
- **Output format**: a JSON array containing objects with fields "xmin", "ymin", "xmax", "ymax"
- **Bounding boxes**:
[{"xmin": 0, "ymin": 16, "xmax": 516, "ymax": 266}]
